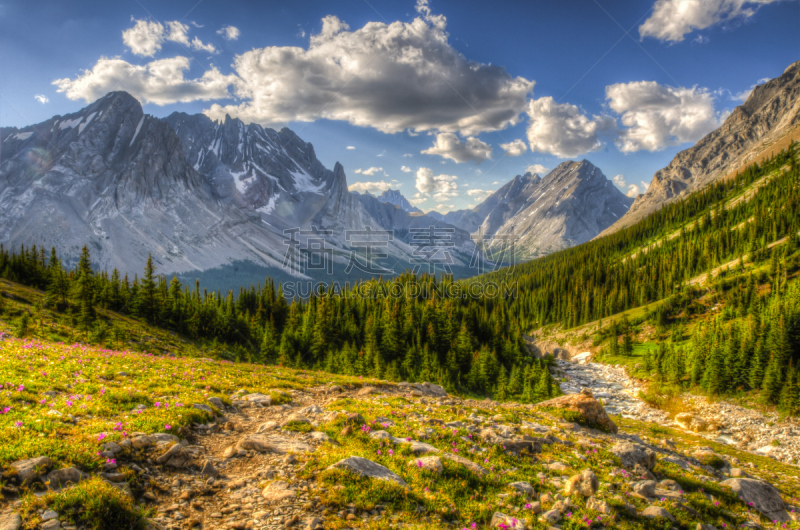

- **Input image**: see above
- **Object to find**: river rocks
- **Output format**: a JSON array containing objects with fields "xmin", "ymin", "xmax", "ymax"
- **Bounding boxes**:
[
  {"xmin": 156, "ymin": 444, "xmax": 192, "ymax": 468},
  {"xmin": 10, "ymin": 456, "xmax": 52, "ymax": 486},
  {"xmin": 328, "ymin": 457, "xmax": 407, "ymax": 486},
  {"xmin": 611, "ymin": 442, "xmax": 657, "ymax": 470},
  {"xmin": 632, "ymin": 480, "xmax": 657, "ymax": 497},
  {"xmin": 641, "ymin": 506, "xmax": 675, "ymax": 521},
  {"xmin": 408, "ymin": 456, "xmax": 443, "ymax": 473},
  {"xmin": 262, "ymin": 481, "xmax": 296, "ymax": 502},
  {"xmin": 47, "ymin": 467, "xmax": 86, "ymax": 490},
  {"xmin": 564, "ymin": 469, "xmax": 599, "ymax": 497},
  {"xmin": 534, "ymin": 390, "xmax": 618, "ymax": 433},
  {"xmin": 0, "ymin": 512, "xmax": 21, "ymax": 530},
  {"xmin": 675, "ymin": 412, "xmax": 708, "ymax": 432},
  {"xmin": 490, "ymin": 512, "xmax": 525, "ymax": 530},
  {"xmin": 720, "ymin": 478, "xmax": 790, "ymax": 522}
]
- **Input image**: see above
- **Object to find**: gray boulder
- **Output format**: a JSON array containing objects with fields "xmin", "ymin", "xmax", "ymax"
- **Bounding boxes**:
[
  {"xmin": 10, "ymin": 456, "xmax": 52, "ymax": 486},
  {"xmin": 720, "ymin": 478, "xmax": 790, "ymax": 522},
  {"xmin": 328, "ymin": 457, "xmax": 407, "ymax": 486},
  {"xmin": 611, "ymin": 442, "xmax": 657, "ymax": 470},
  {"xmin": 641, "ymin": 506, "xmax": 675, "ymax": 521},
  {"xmin": 0, "ymin": 513, "xmax": 22, "ymax": 530},
  {"xmin": 47, "ymin": 467, "xmax": 86, "ymax": 490}
]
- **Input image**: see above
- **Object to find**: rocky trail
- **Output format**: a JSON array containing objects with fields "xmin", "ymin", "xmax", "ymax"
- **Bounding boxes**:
[{"xmin": 555, "ymin": 357, "xmax": 800, "ymax": 467}]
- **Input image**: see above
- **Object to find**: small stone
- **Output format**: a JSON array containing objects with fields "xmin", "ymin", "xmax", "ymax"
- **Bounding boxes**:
[
  {"xmin": 155, "ymin": 443, "xmax": 192, "ymax": 468},
  {"xmin": 263, "ymin": 481, "xmax": 296, "ymax": 502},
  {"xmin": 641, "ymin": 506, "xmax": 675, "ymax": 521},
  {"xmin": 42, "ymin": 511, "xmax": 58, "ymax": 522},
  {"xmin": 508, "ymin": 481, "xmax": 534, "ymax": 497},
  {"xmin": 564, "ymin": 469, "xmax": 599, "ymax": 497},
  {"xmin": 632, "ymin": 480, "xmax": 657, "ymax": 498},
  {"xmin": 610, "ymin": 442, "xmax": 657, "ymax": 470},
  {"xmin": 328, "ymin": 457, "xmax": 407, "ymax": 486},
  {"xmin": 200, "ymin": 460, "xmax": 218, "ymax": 477},
  {"xmin": 540, "ymin": 509, "xmax": 561, "ymax": 523},
  {"xmin": 41, "ymin": 521, "xmax": 61, "ymax": 530},
  {"xmin": 586, "ymin": 497, "xmax": 611, "ymax": 514},
  {"xmin": 489, "ymin": 512, "xmax": 525, "ymax": 530}
]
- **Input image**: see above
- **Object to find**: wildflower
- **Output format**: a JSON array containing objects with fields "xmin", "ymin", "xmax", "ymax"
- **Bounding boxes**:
[
  {"xmin": 165, "ymin": 424, "xmax": 171, "ymax": 430},
  {"xmin": 98, "ymin": 433, "xmax": 107, "ymax": 441},
  {"xmin": 14, "ymin": 421, "xmax": 23, "ymax": 428}
]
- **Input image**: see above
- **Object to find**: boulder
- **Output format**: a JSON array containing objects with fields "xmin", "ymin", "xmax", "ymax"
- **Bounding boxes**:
[
  {"xmin": 192, "ymin": 403, "xmax": 214, "ymax": 415},
  {"xmin": 720, "ymin": 478, "xmax": 790, "ymax": 522},
  {"xmin": 641, "ymin": 506, "xmax": 675, "ymax": 521},
  {"xmin": 47, "ymin": 467, "xmax": 86, "ymax": 490},
  {"xmin": 237, "ymin": 434, "xmax": 311, "ymax": 454},
  {"xmin": 508, "ymin": 481, "xmax": 534, "ymax": 497},
  {"xmin": 611, "ymin": 442, "xmax": 657, "ymax": 470},
  {"xmin": 242, "ymin": 393, "xmax": 272, "ymax": 405},
  {"xmin": 257, "ymin": 421, "xmax": 278, "ymax": 433},
  {"xmin": 328, "ymin": 457, "xmax": 407, "ymax": 486},
  {"xmin": 587, "ymin": 497, "xmax": 611, "ymax": 514},
  {"xmin": 200, "ymin": 460, "xmax": 218, "ymax": 477},
  {"xmin": 207, "ymin": 397, "xmax": 225, "ymax": 409},
  {"xmin": 131, "ymin": 435, "xmax": 155, "ymax": 449},
  {"xmin": 155, "ymin": 444, "xmax": 192, "ymax": 468},
  {"xmin": 632, "ymin": 480, "xmax": 657, "ymax": 497},
  {"xmin": 408, "ymin": 456, "xmax": 443, "ymax": 474},
  {"xmin": 489, "ymin": 512, "xmax": 525, "ymax": 530},
  {"xmin": 281, "ymin": 413, "xmax": 311, "ymax": 428},
  {"xmin": 440, "ymin": 453, "xmax": 488, "ymax": 475},
  {"xmin": 564, "ymin": 469, "xmax": 599, "ymax": 497},
  {"xmin": 262, "ymin": 480, "xmax": 296, "ymax": 502},
  {"xmin": 0, "ymin": 513, "xmax": 21, "ymax": 530},
  {"xmin": 534, "ymin": 390, "xmax": 618, "ymax": 433},
  {"xmin": 10, "ymin": 456, "xmax": 52, "ymax": 486},
  {"xmin": 540, "ymin": 509, "xmax": 561, "ymax": 523}
]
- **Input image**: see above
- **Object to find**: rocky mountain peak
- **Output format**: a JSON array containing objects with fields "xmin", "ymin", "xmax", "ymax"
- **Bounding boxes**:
[{"xmin": 375, "ymin": 189, "xmax": 421, "ymax": 213}]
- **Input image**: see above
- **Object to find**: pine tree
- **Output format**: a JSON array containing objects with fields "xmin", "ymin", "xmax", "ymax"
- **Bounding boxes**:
[{"xmin": 74, "ymin": 245, "xmax": 95, "ymax": 331}]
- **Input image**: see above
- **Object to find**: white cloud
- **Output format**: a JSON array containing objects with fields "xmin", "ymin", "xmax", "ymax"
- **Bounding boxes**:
[
  {"xmin": 467, "ymin": 188, "xmax": 493, "ymax": 202},
  {"xmin": 526, "ymin": 97, "xmax": 616, "ymax": 158},
  {"xmin": 354, "ymin": 166, "xmax": 383, "ymax": 176},
  {"xmin": 346, "ymin": 146, "xmax": 356, "ymax": 150},
  {"xmin": 409, "ymin": 192, "xmax": 428, "ymax": 205},
  {"xmin": 612, "ymin": 174, "xmax": 628, "ymax": 187},
  {"xmin": 525, "ymin": 164, "xmax": 549, "ymax": 175},
  {"xmin": 732, "ymin": 77, "xmax": 772, "ymax": 102},
  {"xmin": 492, "ymin": 180, "xmax": 500, "ymax": 185},
  {"xmin": 639, "ymin": 0, "xmax": 782, "ymax": 42},
  {"xmin": 401, "ymin": 166, "xmax": 412, "ymax": 173},
  {"xmin": 53, "ymin": 56, "xmax": 235, "ymax": 105},
  {"xmin": 612, "ymin": 174, "xmax": 648, "ymax": 197},
  {"xmin": 122, "ymin": 20, "xmax": 164, "ymax": 57},
  {"xmin": 499, "ymin": 139, "xmax": 528, "ymax": 156},
  {"xmin": 217, "ymin": 25, "xmax": 240, "ymax": 41},
  {"xmin": 606, "ymin": 80, "xmax": 722, "ymax": 152},
  {"xmin": 625, "ymin": 184, "xmax": 642, "ymax": 197},
  {"xmin": 402, "ymin": 153, "xmax": 414, "ymax": 158},
  {"xmin": 122, "ymin": 19, "xmax": 216, "ymax": 56},
  {"xmin": 349, "ymin": 180, "xmax": 395, "ymax": 194},
  {"xmin": 204, "ymin": 6, "xmax": 534, "ymax": 135},
  {"xmin": 415, "ymin": 167, "xmax": 459, "ymax": 202},
  {"xmin": 434, "ymin": 203, "xmax": 457, "ymax": 212},
  {"xmin": 34, "ymin": 94, "xmax": 49, "ymax": 104},
  {"xmin": 421, "ymin": 133, "xmax": 492, "ymax": 164}
]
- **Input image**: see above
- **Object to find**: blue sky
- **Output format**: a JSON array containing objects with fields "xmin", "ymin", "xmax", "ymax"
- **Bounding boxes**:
[{"xmin": 1, "ymin": 0, "xmax": 798, "ymax": 212}]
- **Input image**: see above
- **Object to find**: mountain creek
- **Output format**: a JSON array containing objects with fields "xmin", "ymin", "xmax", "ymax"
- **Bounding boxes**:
[{"xmin": 554, "ymin": 357, "xmax": 800, "ymax": 467}]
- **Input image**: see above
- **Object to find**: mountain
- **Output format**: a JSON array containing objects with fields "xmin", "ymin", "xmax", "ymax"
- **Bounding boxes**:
[
  {"xmin": 373, "ymin": 189, "xmax": 421, "ymax": 213},
  {"xmin": 0, "ymin": 92, "xmax": 479, "ymax": 282},
  {"xmin": 437, "ymin": 162, "xmax": 632, "ymax": 260},
  {"xmin": 601, "ymin": 60, "xmax": 800, "ymax": 235}
]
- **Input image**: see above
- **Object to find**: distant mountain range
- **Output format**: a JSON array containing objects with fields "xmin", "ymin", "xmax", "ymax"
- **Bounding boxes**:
[{"xmin": 601, "ymin": 60, "xmax": 800, "ymax": 235}]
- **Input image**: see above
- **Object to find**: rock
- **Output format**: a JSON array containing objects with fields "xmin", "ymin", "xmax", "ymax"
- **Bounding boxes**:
[
  {"xmin": 42, "ymin": 511, "xmax": 58, "ymax": 522},
  {"xmin": 730, "ymin": 468, "xmax": 751, "ymax": 478},
  {"xmin": 660, "ymin": 479, "xmax": 680, "ymax": 491},
  {"xmin": 309, "ymin": 431, "xmax": 332, "ymax": 443},
  {"xmin": 10, "ymin": 456, "xmax": 52, "ymax": 485},
  {"xmin": 262, "ymin": 481, "xmax": 296, "ymax": 502},
  {"xmin": 572, "ymin": 352, "xmax": 593, "ymax": 364},
  {"xmin": 242, "ymin": 393, "xmax": 272, "ymax": 405},
  {"xmin": 328, "ymin": 457, "xmax": 407, "ymax": 486},
  {"xmin": 305, "ymin": 516, "xmax": 323, "ymax": 530},
  {"xmin": 223, "ymin": 446, "xmax": 242, "ymax": 459},
  {"xmin": 440, "ymin": 453, "xmax": 488, "ymax": 475},
  {"xmin": 151, "ymin": 433, "xmax": 179, "ymax": 444},
  {"xmin": 343, "ymin": 413, "xmax": 366, "ymax": 426},
  {"xmin": 257, "ymin": 421, "xmax": 279, "ymax": 433},
  {"xmin": 632, "ymin": 480, "xmax": 657, "ymax": 497},
  {"xmin": 102, "ymin": 441, "xmax": 122, "ymax": 454},
  {"xmin": 675, "ymin": 412, "xmax": 708, "ymax": 432},
  {"xmin": 661, "ymin": 456, "xmax": 690, "ymax": 470},
  {"xmin": 641, "ymin": 506, "xmax": 675, "ymax": 521},
  {"xmin": 356, "ymin": 386, "xmax": 377, "ymax": 396},
  {"xmin": 208, "ymin": 397, "xmax": 225, "ymax": 409},
  {"xmin": 720, "ymin": 478, "xmax": 790, "ymax": 522},
  {"xmin": 508, "ymin": 481, "xmax": 534, "ymax": 497},
  {"xmin": 587, "ymin": 497, "xmax": 611, "ymax": 514},
  {"xmin": 281, "ymin": 413, "xmax": 311, "ymax": 428},
  {"xmin": 192, "ymin": 403, "xmax": 214, "ymax": 414},
  {"xmin": 534, "ymin": 392, "xmax": 618, "ymax": 433},
  {"xmin": 131, "ymin": 435, "xmax": 155, "ymax": 449},
  {"xmin": 564, "ymin": 469, "xmax": 599, "ymax": 497},
  {"xmin": 610, "ymin": 442, "xmax": 657, "ymax": 470},
  {"xmin": 0, "ymin": 513, "xmax": 22, "ymax": 530},
  {"xmin": 540, "ymin": 509, "xmax": 561, "ymax": 523},
  {"xmin": 155, "ymin": 444, "xmax": 192, "ymax": 468},
  {"xmin": 408, "ymin": 456, "xmax": 443, "ymax": 473},
  {"xmin": 300, "ymin": 405, "xmax": 323, "ymax": 415},
  {"xmin": 47, "ymin": 467, "xmax": 85, "ymax": 490},
  {"xmin": 200, "ymin": 460, "xmax": 218, "ymax": 477},
  {"xmin": 239, "ymin": 434, "xmax": 312, "ymax": 454},
  {"xmin": 489, "ymin": 512, "xmax": 525, "ymax": 530},
  {"xmin": 408, "ymin": 441, "xmax": 439, "ymax": 455},
  {"xmin": 40, "ymin": 520, "xmax": 60, "ymax": 530}
]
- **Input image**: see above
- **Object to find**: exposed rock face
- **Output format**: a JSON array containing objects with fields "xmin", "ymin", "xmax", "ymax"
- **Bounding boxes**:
[
  {"xmin": 437, "ymin": 162, "xmax": 631, "ymax": 260},
  {"xmin": 534, "ymin": 389, "xmax": 618, "ymax": 433},
  {"xmin": 602, "ymin": 60, "xmax": 800, "ymax": 235},
  {"xmin": 0, "ymin": 92, "xmax": 479, "ymax": 280},
  {"xmin": 328, "ymin": 456, "xmax": 407, "ymax": 486},
  {"xmin": 373, "ymin": 189, "xmax": 421, "ymax": 213},
  {"xmin": 721, "ymin": 478, "xmax": 790, "ymax": 522}
]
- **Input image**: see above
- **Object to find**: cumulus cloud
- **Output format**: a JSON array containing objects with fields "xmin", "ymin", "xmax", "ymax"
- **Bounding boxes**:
[
  {"xmin": 525, "ymin": 164, "xmax": 549, "ymax": 175},
  {"xmin": 34, "ymin": 94, "xmax": 49, "ymax": 104},
  {"xmin": 499, "ymin": 139, "xmax": 528, "ymax": 156},
  {"xmin": 526, "ymin": 97, "xmax": 616, "ymax": 158},
  {"xmin": 401, "ymin": 166, "xmax": 412, "ymax": 173},
  {"xmin": 204, "ymin": 4, "xmax": 534, "ymax": 135},
  {"xmin": 346, "ymin": 146, "xmax": 356, "ymax": 150},
  {"xmin": 415, "ymin": 167, "xmax": 459, "ymax": 202},
  {"xmin": 606, "ymin": 80, "xmax": 722, "ymax": 152},
  {"xmin": 354, "ymin": 167, "xmax": 383, "ymax": 176},
  {"xmin": 349, "ymin": 180, "xmax": 395, "ymax": 194},
  {"xmin": 122, "ymin": 19, "xmax": 216, "ymax": 56},
  {"xmin": 612, "ymin": 174, "xmax": 649, "ymax": 197},
  {"xmin": 639, "ymin": 0, "xmax": 782, "ymax": 42},
  {"xmin": 217, "ymin": 25, "xmax": 240, "ymax": 41},
  {"xmin": 53, "ymin": 56, "xmax": 235, "ymax": 105},
  {"xmin": 732, "ymin": 77, "xmax": 772, "ymax": 102},
  {"xmin": 421, "ymin": 133, "xmax": 492, "ymax": 164}
]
